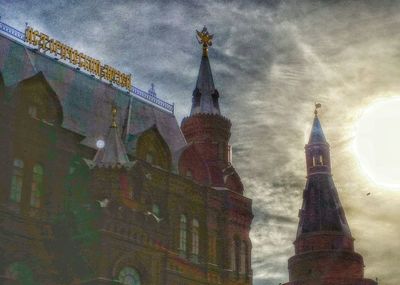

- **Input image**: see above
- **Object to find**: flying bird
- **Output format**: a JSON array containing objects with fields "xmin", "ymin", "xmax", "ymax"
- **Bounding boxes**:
[
  {"xmin": 366, "ymin": 192, "xmax": 371, "ymax": 196},
  {"xmin": 97, "ymin": 198, "xmax": 110, "ymax": 208},
  {"xmin": 145, "ymin": 211, "xmax": 163, "ymax": 223}
]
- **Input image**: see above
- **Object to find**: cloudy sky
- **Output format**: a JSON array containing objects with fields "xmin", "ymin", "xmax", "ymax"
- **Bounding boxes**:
[{"xmin": 1, "ymin": 0, "xmax": 400, "ymax": 284}]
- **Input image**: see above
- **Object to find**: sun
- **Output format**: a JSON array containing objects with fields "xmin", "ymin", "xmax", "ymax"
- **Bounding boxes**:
[{"xmin": 354, "ymin": 97, "xmax": 400, "ymax": 188}]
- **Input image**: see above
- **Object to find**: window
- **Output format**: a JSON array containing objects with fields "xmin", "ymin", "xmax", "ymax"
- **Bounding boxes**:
[
  {"xmin": 231, "ymin": 240, "xmax": 236, "ymax": 271},
  {"xmin": 240, "ymin": 241, "xmax": 247, "ymax": 274},
  {"xmin": 218, "ymin": 143, "xmax": 224, "ymax": 160},
  {"xmin": 152, "ymin": 204, "xmax": 160, "ymax": 217},
  {"xmin": 10, "ymin": 159, "xmax": 24, "ymax": 203},
  {"xmin": 192, "ymin": 219, "xmax": 199, "ymax": 256},
  {"xmin": 28, "ymin": 105, "xmax": 38, "ymax": 118},
  {"xmin": 30, "ymin": 164, "xmax": 44, "ymax": 208},
  {"xmin": 186, "ymin": 169, "xmax": 193, "ymax": 178},
  {"xmin": 118, "ymin": 267, "xmax": 141, "ymax": 285},
  {"xmin": 179, "ymin": 214, "xmax": 187, "ymax": 252},
  {"xmin": 209, "ymin": 235, "xmax": 217, "ymax": 263},
  {"xmin": 313, "ymin": 154, "xmax": 323, "ymax": 166},
  {"xmin": 145, "ymin": 152, "xmax": 154, "ymax": 164}
]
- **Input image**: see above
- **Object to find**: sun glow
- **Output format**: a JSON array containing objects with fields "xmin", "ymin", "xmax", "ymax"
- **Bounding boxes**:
[{"xmin": 354, "ymin": 97, "xmax": 400, "ymax": 189}]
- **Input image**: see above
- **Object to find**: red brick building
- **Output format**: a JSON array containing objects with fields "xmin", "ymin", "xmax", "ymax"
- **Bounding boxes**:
[
  {"xmin": 0, "ymin": 23, "xmax": 253, "ymax": 285},
  {"xmin": 284, "ymin": 108, "xmax": 377, "ymax": 285}
]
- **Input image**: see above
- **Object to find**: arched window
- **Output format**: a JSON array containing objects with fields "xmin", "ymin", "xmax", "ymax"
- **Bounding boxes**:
[
  {"xmin": 30, "ymin": 164, "xmax": 44, "ymax": 208},
  {"xmin": 118, "ymin": 267, "xmax": 141, "ymax": 285},
  {"xmin": 10, "ymin": 159, "xmax": 24, "ymax": 203},
  {"xmin": 192, "ymin": 219, "xmax": 199, "ymax": 257},
  {"xmin": 179, "ymin": 214, "xmax": 187, "ymax": 252},
  {"xmin": 230, "ymin": 240, "xmax": 237, "ymax": 271},
  {"xmin": 240, "ymin": 241, "xmax": 247, "ymax": 274}
]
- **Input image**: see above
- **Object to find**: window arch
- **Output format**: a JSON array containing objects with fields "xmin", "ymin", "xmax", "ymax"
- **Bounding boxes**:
[
  {"xmin": 192, "ymin": 219, "xmax": 199, "ymax": 257},
  {"xmin": 30, "ymin": 164, "xmax": 44, "ymax": 208},
  {"xmin": 10, "ymin": 159, "xmax": 24, "ymax": 203},
  {"xmin": 179, "ymin": 214, "xmax": 187, "ymax": 252},
  {"xmin": 118, "ymin": 267, "xmax": 141, "ymax": 285}
]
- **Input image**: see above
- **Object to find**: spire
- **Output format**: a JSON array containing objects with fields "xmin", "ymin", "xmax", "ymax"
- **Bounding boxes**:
[
  {"xmin": 87, "ymin": 106, "xmax": 131, "ymax": 168},
  {"xmin": 190, "ymin": 27, "xmax": 220, "ymax": 115},
  {"xmin": 308, "ymin": 103, "xmax": 327, "ymax": 144},
  {"xmin": 298, "ymin": 104, "xmax": 351, "ymax": 237}
]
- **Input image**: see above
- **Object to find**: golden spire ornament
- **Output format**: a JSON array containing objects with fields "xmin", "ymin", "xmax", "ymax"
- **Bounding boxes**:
[{"xmin": 196, "ymin": 26, "xmax": 213, "ymax": 57}]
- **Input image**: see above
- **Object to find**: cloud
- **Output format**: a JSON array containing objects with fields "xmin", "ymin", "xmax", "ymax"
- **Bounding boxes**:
[{"xmin": 1, "ymin": 0, "xmax": 400, "ymax": 284}]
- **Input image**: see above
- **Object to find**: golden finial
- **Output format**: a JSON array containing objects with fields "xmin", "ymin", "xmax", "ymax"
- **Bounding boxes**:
[
  {"xmin": 196, "ymin": 26, "xmax": 213, "ymax": 57},
  {"xmin": 314, "ymin": 102, "xmax": 322, "ymax": 116},
  {"xmin": 111, "ymin": 106, "xmax": 117, "ymax": 128}
]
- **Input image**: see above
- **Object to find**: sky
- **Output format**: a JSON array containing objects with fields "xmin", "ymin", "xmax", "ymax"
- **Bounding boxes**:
[{"xmin": 1, "ymin": 0, "xmax": 400, "ymax": 284}]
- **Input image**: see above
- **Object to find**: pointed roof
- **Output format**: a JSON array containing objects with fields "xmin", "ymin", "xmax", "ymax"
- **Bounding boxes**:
[
  {"xmin": 298, "ymin": 104, "xmax": 351, "ymax": 238},
  {"xmin": 297, "ymin": 175, "xmax": 352, "ymax": 238},
  {"xmin": 308, "ymin": 106, "xmax": 327, "ymax": 144},
  {"xmin": 89, "ymin": 107, "xmax": 131, "ymax": 168},
  {"xmin": 190, "ymin": 27, "xmax": 220, "ymax": 116}
]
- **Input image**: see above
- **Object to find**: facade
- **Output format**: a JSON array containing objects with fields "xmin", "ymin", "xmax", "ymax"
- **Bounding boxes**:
[
  {"xmin": 284, "ymin": 107, "xmax": 377, "ymax": 285},
  {"xmin": 0, "ymin": 24, "xmax": 253, "ymax": 285}
]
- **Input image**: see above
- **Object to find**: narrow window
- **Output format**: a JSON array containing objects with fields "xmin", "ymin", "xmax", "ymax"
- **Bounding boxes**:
[
  {"xmin": 28, "ymin": 105, "xmax": 38, "ymax": 118},
  {"xmin": 146, "ymin": 152, "xmax": 154, "ymax": 164},
  {"xmin": 235, "ymin": 239, "xmax": 240, "ymax": 274},
  {"xmin": 30, "ymin": 164, "xmax": 44, "ymax": 208},
  {"xmin": 10, "ymin": 159, "xmax": 24, "ymax": 203},
  {"xmin": 209, "ymin": 235, "xmax": 217, "ymax": 263},
  {"xmin": 179, "ymin": 214, "xmax": 187, "ymax": 252},
  {"xmin": 218, "ymin": 143, "xmax": 224, "ymax": 160},
  {"xmin": 313, "ymin": 154, "xmax": 323, "ymax": 166},
  {"xmin": 231, "ymin": 240, "xmax": 236, "ymax": 271},
  {"xmin": 152, "ymin": 204, "xmax": 160, "ymax": 217},
  {"xmin": 192, "ymin": 219, "xmax": 199, "ymax": 256},
  {"xmin": 240, "ymin": 241, "xmax": 247, "ymax": 274}
]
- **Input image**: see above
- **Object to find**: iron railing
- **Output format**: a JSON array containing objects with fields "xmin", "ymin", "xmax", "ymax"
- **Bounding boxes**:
[{"xmin": 0, "ymin": 19, "xmax": 174, "ymax": 114}]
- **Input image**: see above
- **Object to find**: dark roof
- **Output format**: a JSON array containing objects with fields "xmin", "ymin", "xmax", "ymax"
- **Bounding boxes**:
[
  {"xmin": 0, "ymin": 34, "xmax": 187, "ymax": 166},
  {"xmin": 190, "ymin": 54, "xmax": 220, "ymax": 115},
  {"xmin": 297, "ymin": 174, "xmax": 352, "ymax": 238},
  {"xmin": 91, "ymin": 120, "xmax": 130, "ymax": 168},
  {"xmin": 308, "ymin": 115, "xmax": 327, "ymax": 144}
]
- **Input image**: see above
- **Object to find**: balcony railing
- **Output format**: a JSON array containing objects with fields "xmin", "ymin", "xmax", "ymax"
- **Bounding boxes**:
[{"xmin": 0, "ymin": 18, "xmax": 174, "ymax": 114}]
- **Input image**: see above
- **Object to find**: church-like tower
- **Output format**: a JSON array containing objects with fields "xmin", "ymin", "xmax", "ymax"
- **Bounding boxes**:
[
  {"xmin": 181, "ymin": 27, "xmax": 236, "ymax": 190},
  {"xmin": 284, "ymin": 105, "xmax": 377, "ymax": 285}
]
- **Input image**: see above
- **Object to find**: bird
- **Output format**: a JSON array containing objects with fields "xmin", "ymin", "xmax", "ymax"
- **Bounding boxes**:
[
  {"xmin": 145, "ymin": 211, "xmax": 163, "ymax": 223},
  {"xmin": 366, "ymin": 192, "xmax": 371, "ymax": 196},
  {"xmin": 97, "ymin": 198, "xmax": 110, "ymax": 208}
]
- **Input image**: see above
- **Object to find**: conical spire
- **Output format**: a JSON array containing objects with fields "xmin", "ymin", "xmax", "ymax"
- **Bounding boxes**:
[
  {"xmin": 298, "ymin": 104, "xmax": 351, "ymax": 237},
  {"xmin": 88, "ymin": 106, "xmax": 131, "ymax": 168},
  {"xmin": 190, "ymin": 27, "xmax": 220, "ymax": 115},
  {"xmin": 308, "ymin": 103, "xmax": 327, "ymax": 144}
]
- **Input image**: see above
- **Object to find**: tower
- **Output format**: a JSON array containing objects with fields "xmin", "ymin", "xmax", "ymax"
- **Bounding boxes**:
[
  {"xmin": 284, "ymin": 105, "xmax": 377, "ymax": 285},
  {"xmin": 180, "ymin": 27, "xmax": 253, "ymax": 283},
  {"xmin": 181, "ymin": 27, "xmax": 233, "ymax": 188}
]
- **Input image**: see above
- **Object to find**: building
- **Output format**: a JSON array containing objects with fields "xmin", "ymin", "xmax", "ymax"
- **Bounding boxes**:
[
  {"xmin": 283, "ymin": 106, "xmax": 377, "ymax": 285},
  {"xmin": 0, "ymin": 22, "xmax": 253, "ymax": 285}
]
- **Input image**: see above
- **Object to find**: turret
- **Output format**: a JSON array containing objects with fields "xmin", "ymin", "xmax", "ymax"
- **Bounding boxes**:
[
  {"xmin": 284, "ymin": 104, "xmax": 377, "ymax": 285},
  {"xmin": 181, "ymin": 27, "xmax": 233, "ymax": 187}
]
